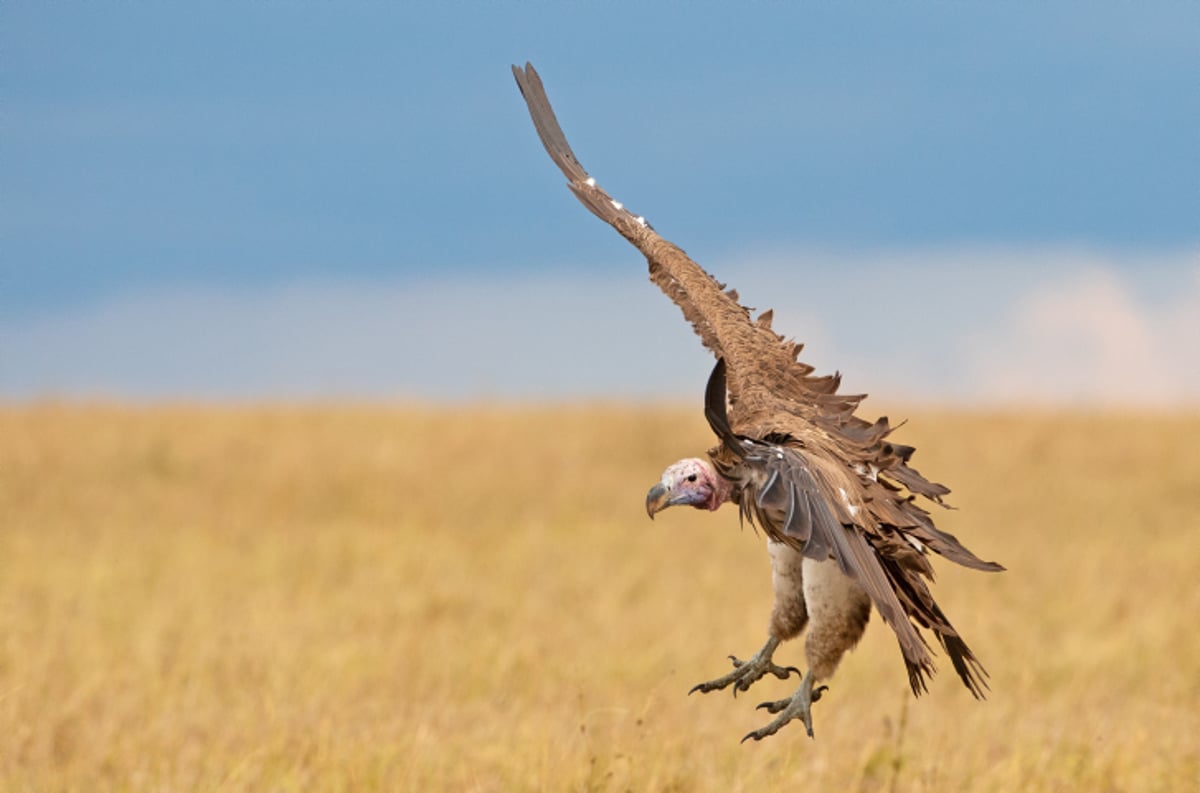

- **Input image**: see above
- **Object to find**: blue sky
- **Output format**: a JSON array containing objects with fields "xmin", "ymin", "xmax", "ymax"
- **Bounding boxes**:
[{"xmin": 4, "ymin": 2, "xmax": 1198, "ymax": 403}]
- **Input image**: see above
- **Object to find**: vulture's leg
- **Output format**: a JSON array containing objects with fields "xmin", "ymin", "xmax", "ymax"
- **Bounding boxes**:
[
  {"xmin": 744, "ymin": 558, "xmax": 871, "ymax": 741},
  {"xmin": 690, "ymin": 541, "xmax": 806, "ymax": 696}
]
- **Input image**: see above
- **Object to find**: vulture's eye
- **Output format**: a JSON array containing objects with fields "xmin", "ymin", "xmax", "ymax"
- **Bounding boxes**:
[{"xmin": 687, "ymin": 474, "xmax": 698, "ymax": 482}]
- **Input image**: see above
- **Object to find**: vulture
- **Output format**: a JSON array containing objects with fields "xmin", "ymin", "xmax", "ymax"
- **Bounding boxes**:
[{"xmin": 512, "ymin": 63, "xmax": 1003, "ymax": 742}]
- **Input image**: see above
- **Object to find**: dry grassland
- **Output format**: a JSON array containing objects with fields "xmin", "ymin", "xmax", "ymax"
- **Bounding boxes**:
[{"xmin": 2, "ymin": 403, "xmax": 1199, "ymax": 791}]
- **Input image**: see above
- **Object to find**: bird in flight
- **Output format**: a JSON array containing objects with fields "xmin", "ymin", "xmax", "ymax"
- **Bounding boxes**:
[{"xmin": 512, "ymin": 63, "xmax": 1003, "ymax": 742}]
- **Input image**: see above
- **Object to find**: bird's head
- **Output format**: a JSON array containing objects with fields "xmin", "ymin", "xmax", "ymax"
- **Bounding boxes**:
[{"xmin": 645, "ymin": 457, "xmax": 731, "ymax": 519}]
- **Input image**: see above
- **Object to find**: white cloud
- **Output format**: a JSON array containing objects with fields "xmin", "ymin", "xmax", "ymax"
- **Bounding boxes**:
[
  {"xmin": 964, "ymin": 263, "xmax": 1200, "ymax": 407},
  {"xmin": 0, "ymin": 273, "xmax": 712, "ymax": 401},
  {"xmin": 3, "ymin": 247, "xmax": 1197, "ymax": 406}
]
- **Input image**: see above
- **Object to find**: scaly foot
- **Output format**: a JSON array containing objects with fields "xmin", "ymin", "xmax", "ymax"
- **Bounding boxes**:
[
  {"xmin": 688, "ymin": 636, "xmax": 800, "ymax": 698},
  {"xmin": 742, "ymin": 671, "xmax": 828, "ymax": 742}
]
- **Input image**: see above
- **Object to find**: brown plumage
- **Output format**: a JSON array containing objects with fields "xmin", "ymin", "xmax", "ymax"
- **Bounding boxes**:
[{"xmin": 513, "ymin": 62, "xmax": 1002, "ymax": 740}]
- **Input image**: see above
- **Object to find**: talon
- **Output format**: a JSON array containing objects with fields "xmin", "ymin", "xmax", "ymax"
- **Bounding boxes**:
[
  {"xmin": 755, "ymin": 698, "xmax": 789, "ymax": 714},
  {"xmin": 775, "ymin": 665, "xmax": 801, "ymax": 680}
]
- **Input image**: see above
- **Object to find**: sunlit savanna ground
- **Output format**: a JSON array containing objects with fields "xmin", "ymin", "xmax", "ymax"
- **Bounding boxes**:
[{"xmin": 2, "ymin": 404, "xmax": 1198, "ymax": 791}]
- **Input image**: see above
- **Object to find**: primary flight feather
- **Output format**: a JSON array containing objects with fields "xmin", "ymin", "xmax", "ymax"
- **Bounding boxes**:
[{"xmin": 512, "ymin": 62, "xmax": 1003, "ymax": 742}]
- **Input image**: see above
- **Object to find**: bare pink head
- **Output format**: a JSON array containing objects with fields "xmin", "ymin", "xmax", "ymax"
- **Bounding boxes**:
[{"xmin": 645, "ymin": 458, "xmax": 732, "ymax": 518}]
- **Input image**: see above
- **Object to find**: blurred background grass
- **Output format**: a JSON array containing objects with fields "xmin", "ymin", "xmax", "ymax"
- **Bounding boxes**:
[{"xmin": 2, "ymin": 404, "xmax": 1198, "ymax": 791}]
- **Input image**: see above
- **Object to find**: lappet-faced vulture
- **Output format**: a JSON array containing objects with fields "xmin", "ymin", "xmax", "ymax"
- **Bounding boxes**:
[{"xmin": 512, "ymin": 63, "xmax": 1003, "ymax": 742}]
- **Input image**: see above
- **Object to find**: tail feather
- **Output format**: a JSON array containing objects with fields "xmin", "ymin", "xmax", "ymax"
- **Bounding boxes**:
[{"xmin": 937, "ymin": 631, "xmax": 990, "ymax": 700}]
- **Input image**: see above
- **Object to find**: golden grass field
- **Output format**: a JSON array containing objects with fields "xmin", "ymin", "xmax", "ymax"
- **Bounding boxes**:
[{"xmin": 2, "ymin": 403, "xmax": 1198, "ymax": 791}]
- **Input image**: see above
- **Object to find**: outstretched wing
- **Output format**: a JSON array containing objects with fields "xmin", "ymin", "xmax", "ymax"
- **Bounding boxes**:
[
  {"xmin": 512, "ymin": 63, "xmax": 843, "ymax": 411},
  {"xmin": 512, "ymin": 63, "xmax": 936, "ymax": 489}
]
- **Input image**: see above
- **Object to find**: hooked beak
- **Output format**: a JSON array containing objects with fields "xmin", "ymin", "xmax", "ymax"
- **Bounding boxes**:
[{"xmin": 645, "ymin": 482, "xmax": 671, "ymax": 519}]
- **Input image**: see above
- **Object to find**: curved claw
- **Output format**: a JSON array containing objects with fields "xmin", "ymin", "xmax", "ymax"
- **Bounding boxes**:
[
  {"xmin": 755, "ymin": 697, "xmax": 789, "ymax": 715},
  {"xmin": 775, "ymin": 665, "xmax": 803, "ymax": 681}
]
